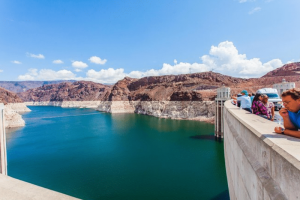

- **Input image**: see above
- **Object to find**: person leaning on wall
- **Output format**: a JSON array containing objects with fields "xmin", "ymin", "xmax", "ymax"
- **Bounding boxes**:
[
  {"xmin": 233, "ymin": 90, "xmax": 252, "ymax": 112},
  {"xmin": 274, "ymin": 88, "xmax": 300, "ymax": 138}
]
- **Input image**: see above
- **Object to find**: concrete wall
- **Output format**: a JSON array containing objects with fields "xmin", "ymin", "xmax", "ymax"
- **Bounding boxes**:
[
  {"xmin": 224, "ymin": 101, "xmax": 300, "ymax": 200},
  {"xmin": 0, "ymin": 174, "xmax": 80, "ymax": 200}
]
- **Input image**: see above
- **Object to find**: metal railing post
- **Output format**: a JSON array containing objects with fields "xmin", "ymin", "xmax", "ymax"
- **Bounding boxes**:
[{"xmin": 0, "ymin": 103, "xmax": 7, "ymax": 175}]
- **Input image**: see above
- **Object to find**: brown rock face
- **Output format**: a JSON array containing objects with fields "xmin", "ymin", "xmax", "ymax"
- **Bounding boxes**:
[
  {"xmin": 263, "ymin": 62, "xmax": 300, "ymax": 77},
  {"xmin": 0, "ymin": 80, "xmax": 75, "ymax": 93},
  {"xmin": 126, "ymin": 72, "xmax": 250, "ymax": 101},
  {"xmin": 170, "ymin": 91, "xmax": 202, "ymax": 101},
  {"xmin": 106, "ymin": 77, "xmax": 137, "ymax": 101},
  {"xmin": 0, "ymin": 87, "xmax": 23, "ymax": 104},
  {"xmin": 18, "ymin": 81, "xmax": 112, "ymax": 102}
]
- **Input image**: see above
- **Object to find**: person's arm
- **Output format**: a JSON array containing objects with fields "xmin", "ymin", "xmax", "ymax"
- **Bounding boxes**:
[
  {"xmin": 274, "ymin": 127, "xmax": 300, "ymax": 138},
  {"xmin": 274, "ymin": 108, "xmax": 297, "ymax": 135},
  {"xmin": 271, "ymin": 105, "xmax": 275, "ymax": 121},
  {"xmin": 280, "ymin": 108, "xmax": 297, "ymax": 130}
]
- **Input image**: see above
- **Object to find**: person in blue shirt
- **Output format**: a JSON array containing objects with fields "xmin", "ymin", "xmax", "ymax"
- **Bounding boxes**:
[
  {"xmin": 235, "ymin": 90, "xmax": 252, "ymax": 112},
  {"xmin": 274, "ymin": 88, "xmax": 300, "ymax": 138}
]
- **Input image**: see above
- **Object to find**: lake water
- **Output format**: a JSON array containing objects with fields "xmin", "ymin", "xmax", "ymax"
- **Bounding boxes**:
[{"xmin": 6, "ymin": 106, "xmax": 228, "ymax": 200}]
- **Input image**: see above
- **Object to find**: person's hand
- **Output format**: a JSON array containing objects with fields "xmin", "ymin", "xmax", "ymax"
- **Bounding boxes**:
[
  {"xmin": 279, "ymin": 108, "xmax": 289, "ymax": 118},
  {"xmin": 274, "ymin": 127, "xmax": 282, "ymax": 134},
  {"xmin": 271, "ymin": 117, "xmax": 274, "ymax": 121}
]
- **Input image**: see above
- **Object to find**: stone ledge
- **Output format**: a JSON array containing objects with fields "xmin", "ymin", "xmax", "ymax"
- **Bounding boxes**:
[
  {"xmin": 0, "ymin": 174, "xmax": 80, "ymax": 200},
  {"xmin": 224, "ymin": 100, "xmax": 300, "ymax": 170}
]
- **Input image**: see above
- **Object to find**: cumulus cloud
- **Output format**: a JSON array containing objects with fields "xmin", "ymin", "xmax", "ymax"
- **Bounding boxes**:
[
  {"xmin": 249, "ymin": 7, "xmax": 261, "ymax": 14},
  {"xmin": 72, "ymin": 61, "xmax": 88, "ymax": 69},
  {"xmin": 27, "ymin": 53, "xmax": 45, "ymax": 59},
  {"xmin": 17, "ymin": 41, "xmax": 284, "ymax": 83},
  {"xmin": 12, "ymin": 60, "xmax": 22, "ymax": 64},
  {"xmin": 126, "ymin": 62, "xmax": 209, "ymax": 78},
  {"xmin": 18, "ymin": 68, "xmax": 78, "ymax": 81},
  {"xmin": 199, "ymin": 41, "xmax": 282, "ymax": 77},
  {"xmin": 89, "ymin": 56, "xmax": 107, "ymax": 65},
  {"xmin": 287, "ymin": 59, "xmax": 300, "ymax": 64},
  {"xmin": 86, "ymin": 68, "xmax": 126, "ymax": 83},
  {"xmin": 53, "ymin": 60, "xmax": 63, "ymax": 64}
]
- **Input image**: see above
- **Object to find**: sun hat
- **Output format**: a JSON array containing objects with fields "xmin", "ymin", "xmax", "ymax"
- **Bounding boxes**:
[{"xmin": 241, "ymin": 90, "xmax": 248, "ymax": 96}]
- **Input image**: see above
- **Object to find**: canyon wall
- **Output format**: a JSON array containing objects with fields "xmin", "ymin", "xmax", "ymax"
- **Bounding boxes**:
[
  {"xmin": 25, "ymin": 100, "xmax": 215, "ymax": 123},
  {"xmin": 97, "ymin": 100, "xmax": 215, "ymax": 122}
]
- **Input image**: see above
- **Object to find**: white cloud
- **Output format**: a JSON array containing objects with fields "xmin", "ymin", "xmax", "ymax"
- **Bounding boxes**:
[
  {"xmin": 287, "ymin": 59, "xmax": 300, "ymax": 64},
  {"xmin": 27, "ymin": 53, "xmax": 45, "ymax": 59},
  {"xmin": 18, "ymin": 68, "xmax": 78, "ymax": 81},
  {"xmin": 239, "ymin": 0, "xmax": 255, "ymax": 3},
  {"xmin": 72, "ymin": 61, "xmax": 88, "ymax": 69},
  {"xmin": 128, "ymin": 62, "xmax": 209, "ymax": 78},
  {"xmin": 17, "ymin": 41, "xmax": 284, "ymax": 83},
  {"xmin": 89, "ymin": 56, "xmax": 107, "ymax": 65},
  {"xmin": 249, "ymin": 7, "xmax": 261, "ymax": 14},
  {"xmin": 12, "ymin": 60, "xmax": 22, "ymax": 64},
  {"xmin": 0, "ymin": 70, "xmax": 3, "ymax": 73},
  {"xmin": 86, "ymin": 68, "xmax": 126, "ymax": 83},
  {"xmin": 53, "ymin": 60, "xmax": 64, "ymax": 64},
  {"xmin": 199, "ymin": 41, "xmax": 282, "ymax": 77}
]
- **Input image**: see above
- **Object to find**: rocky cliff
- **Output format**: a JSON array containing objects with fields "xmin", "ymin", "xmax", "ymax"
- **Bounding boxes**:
[
  {"xmin": 0, "ymin": 80, "xmax": 75, "ymax": 93},
  {"xmin": 262, "ymin": 62, "xmax": 300, "ymax": 77},
  {"xmin": 18, "ymin": 81, "xmax": 112, "ymax": 102},
  {"xmin": 0, "ymin": 87, "xmax": 30, "ymax": 128}
]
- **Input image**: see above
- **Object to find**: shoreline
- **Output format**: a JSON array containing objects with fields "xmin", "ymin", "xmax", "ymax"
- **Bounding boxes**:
[{"xmin": 25, "ymin": 101, "xmax": 216, "ymax": 124}]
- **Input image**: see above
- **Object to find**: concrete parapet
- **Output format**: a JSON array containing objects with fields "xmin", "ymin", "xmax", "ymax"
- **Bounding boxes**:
[
  {"xmin": 0, "ymin": 174, "xmax": 80, "ymax": 200},
  {"xmin": 224, "ymin": 100, "xmax": 300, "ymax": 200},
  {"xmin": 0, "ymin": 103, "xmax": 7, "ymax": 175}
]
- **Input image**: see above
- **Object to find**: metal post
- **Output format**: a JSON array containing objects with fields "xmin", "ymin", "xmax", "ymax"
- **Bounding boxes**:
[{"xmin": 0, "ymin": 103, "xmax": 7, "ymax": 175}]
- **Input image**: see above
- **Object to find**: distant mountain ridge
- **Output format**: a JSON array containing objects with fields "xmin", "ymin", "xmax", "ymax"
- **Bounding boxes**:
[
  {"xmin": 263, "ymin": 62, "xmax": 300, "ymax": 77},
  {"xmin": 18, "ymin": 81, "xmax": 111, "ymax": 102},
  {"xmin": 0, "ymin": 80, "xmax": 76, "ymax": 93},
  {"xmin": 0, "ymin": 87, "xmax": 23, "ymax": 104}
]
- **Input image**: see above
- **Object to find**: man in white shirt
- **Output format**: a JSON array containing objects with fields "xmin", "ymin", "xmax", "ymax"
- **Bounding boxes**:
[{"xmin": 236, "ymin": 90, "xmax": 252, "ymax": 112}]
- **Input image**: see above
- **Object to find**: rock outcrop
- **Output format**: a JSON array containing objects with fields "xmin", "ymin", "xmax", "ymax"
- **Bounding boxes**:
[
  {"xmin": 0, "ymin": 87, "xmax": 31, "ymax": 128},
  {"xmin": 0, "ymin": 80, "xmax": 75, "ymax": 93},
  {"xmin": 263, "ymin": 62, "xmax": 300, "ymax": 77},
  {"xmin": 19, "ymin": 81, "xmax": 112, "ymax": 102}
]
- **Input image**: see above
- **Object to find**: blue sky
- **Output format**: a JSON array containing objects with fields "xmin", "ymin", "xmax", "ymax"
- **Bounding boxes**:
[{"xmin": 0, "ymin": 0, "xmax": 299, "ymax": 83}]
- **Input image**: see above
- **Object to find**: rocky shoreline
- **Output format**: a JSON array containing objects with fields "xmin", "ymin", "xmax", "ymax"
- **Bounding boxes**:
[
  {"xmin": 25, "ymin": 100, "xmax": 215, "ymax": 123},
  {"xmin": 4, "ymin": 103, "xmax": 31, "ymax": 128}
]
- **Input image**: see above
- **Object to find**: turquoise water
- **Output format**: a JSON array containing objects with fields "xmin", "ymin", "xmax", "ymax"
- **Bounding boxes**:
[{"xmin": 6, "ymin": 106, "xmax": 228, "ymax": 200}]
